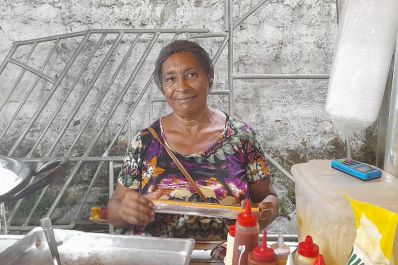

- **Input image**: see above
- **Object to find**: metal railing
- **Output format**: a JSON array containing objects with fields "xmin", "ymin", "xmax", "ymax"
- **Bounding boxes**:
[
  {"xmin": 0, "ymin": 0, "xmax": 340, "ymax": 232},
  {"xmin": 1, "ymin": 29, "xmax": 218, "ymax": 231}
]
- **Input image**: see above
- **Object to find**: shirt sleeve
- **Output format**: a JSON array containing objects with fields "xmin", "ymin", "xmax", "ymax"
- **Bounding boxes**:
[
  {"xmin": 243, "ymin": 127, "xmax": 271, "ymax": 184},
  {"xmin": 118, "ymin": 131, "xmax": 144, "ymax": 190}
]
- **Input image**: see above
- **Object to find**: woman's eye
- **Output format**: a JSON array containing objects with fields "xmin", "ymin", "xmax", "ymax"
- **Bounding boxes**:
[
  {"xmin": 187, "ymin": 72, "xmax": 197, "ymax": 78},
  {"xmin": 164, "ymin": 76, "xmax": 176, "ymax": 84}
]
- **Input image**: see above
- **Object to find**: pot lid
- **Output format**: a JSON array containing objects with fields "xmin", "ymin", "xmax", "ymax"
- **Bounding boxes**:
[{"xmin": 0, "ymin": 155, "xmax": 31, "ymax": 196}]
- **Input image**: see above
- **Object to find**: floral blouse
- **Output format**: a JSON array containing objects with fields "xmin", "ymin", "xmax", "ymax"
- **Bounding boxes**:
[{"xmin": 118, "ymin": 114, "xmax": 270, "ymax": 240}]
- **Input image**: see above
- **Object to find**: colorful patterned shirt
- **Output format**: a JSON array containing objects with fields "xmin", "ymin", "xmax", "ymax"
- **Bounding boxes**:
[{"xmin": 118, "ymin": 114, "xmax": 270, "ymax": 240}]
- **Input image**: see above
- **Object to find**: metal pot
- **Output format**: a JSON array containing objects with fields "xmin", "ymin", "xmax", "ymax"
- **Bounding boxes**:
[{"xmin": 0, "ymin": 156, "xmax": 68, "ymax": 202}]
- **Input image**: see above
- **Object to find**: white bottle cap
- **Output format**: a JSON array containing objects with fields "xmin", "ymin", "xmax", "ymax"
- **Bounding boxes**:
[{"xmin": 286, "ymin": 253, "xmax": 294, "ymax": 265}]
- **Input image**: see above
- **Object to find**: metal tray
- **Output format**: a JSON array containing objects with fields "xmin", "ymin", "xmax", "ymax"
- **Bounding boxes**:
[{"xmin": 0, "ymin": 227, "xmax": 195, "ymax": 265}]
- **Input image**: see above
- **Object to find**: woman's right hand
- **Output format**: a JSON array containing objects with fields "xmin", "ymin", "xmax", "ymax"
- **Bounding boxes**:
[{"xmin": 119, "ymin": 190, "xmax": 162, "ymax": 225}]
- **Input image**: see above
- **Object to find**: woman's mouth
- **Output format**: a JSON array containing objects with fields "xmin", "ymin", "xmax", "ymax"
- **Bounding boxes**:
[{"xmin": 174, "ymin": 96, "xmax": 197, "ymax": 101}]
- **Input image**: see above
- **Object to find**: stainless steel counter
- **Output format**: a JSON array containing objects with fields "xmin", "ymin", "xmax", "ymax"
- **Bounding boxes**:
[
  {"xmin": 0, "ymin": 235, "xmax": 222, "ymax": 265},
  {"xmin": 0, "ymin": 228, "xmax": 194, "ymax": 265},
  {"xmin": 0, "ymin": 232, "xmax": 297, "ymax": 265}
]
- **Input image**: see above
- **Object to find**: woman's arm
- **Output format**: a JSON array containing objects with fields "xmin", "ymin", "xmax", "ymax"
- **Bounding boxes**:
[
  {"xmin": 249, "ymin": 178, "xmax": 279, "ymax": 227},
  {"xmin": 107, "ymin": 183, "xmax": 161, "ymax": 228}
]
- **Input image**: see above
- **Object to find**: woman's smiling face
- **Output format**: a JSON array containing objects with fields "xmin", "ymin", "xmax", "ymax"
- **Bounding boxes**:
[{"xmin": 161, "ymin": 52, "xmax": 209, "ymax": 117}]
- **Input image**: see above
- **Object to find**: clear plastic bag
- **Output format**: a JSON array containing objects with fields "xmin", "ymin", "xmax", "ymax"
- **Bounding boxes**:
[
  {"xmin": 325, "ymin": 0, "xmax": 398, "ymax": 139},
  {"xmin": 346, "ymin": 196, "xmax": 398, "ymax": 265}
]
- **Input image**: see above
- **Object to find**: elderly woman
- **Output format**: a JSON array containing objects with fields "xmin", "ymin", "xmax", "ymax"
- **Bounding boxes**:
[{"xmin": 108, "ymin": 40, "xmax": 278, "ymax": 240}]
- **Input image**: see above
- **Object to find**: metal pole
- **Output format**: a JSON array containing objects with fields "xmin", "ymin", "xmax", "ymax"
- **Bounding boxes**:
[
  {"xmin": 2, "ymin": 39, "xmax": 60, "ymax": 144},
  {"xmin": 71, "ymin": 161, "xmax": 105, "ymax": 222},
  {"xmin": 8, "ymin": 31, "xmax": 93, "ymax": 156},
  {"xmin": 109, "ymin": 161, "xmax": 115, "ymax": 234},
  {"xmin": 0, "ymin": 44, "xmax": 36, "ymax": 114},
  {"xmin": 50, "ymin": 33, "xmax": 123, "ymax": 156},
  {"xmin": 336, "ymin": 0, "xmax": 342, "ymax": 25},
  {"xmin": 212, "ymin": 35, "xmax": 229, "ymax": 64},
  {"xmin": 27, "ymin": 35, "xmax": 107, "ymax": 157},
  {"xmin": 0, "ymin": 203, "xmax": 7, "ymax": 235},
  {"xmin": 67, "ymin": 33, "xmax": 141, "ymax": 154},
  {"xmin": 383, "ymin": 39, "xmax": 398, "ymax": 177},
  {"xmin": 263, "ymin": 152, "xmax": 295, "ymax": 182},
  {"xmin": 228, "ymin": 0, "xmax": 234, "ymax": 115},
  {"xmin": 223, "ymin": 0, "xmax": 229, "ymax": 32},
  {"xmin": 106, "ymin": 33, "xmax": 179, "ymax": 154},
  {"xmin": 46, "ymin": 34, "xmax": 160, "ymax": 217},
  {"xmin": 234, "ymin": 74, "xmax": 329, "ymax": 80},
  {"xmin": 233, "ymin": 0, "xmax": 267, "ymax": 30},
  {"xmin": 8, "ymin": 59, "xmax": 56, "ymax": 83},
  {"xmin": 345, "ymin": 138, "xmax": 352, "ymax": 159}
]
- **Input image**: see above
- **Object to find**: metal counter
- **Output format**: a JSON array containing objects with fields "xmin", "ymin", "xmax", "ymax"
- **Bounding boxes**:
[
  {"xmin": 0, "ymin": 231, "xmax": 297, "ymax": 265},
  {"xmin": 0, "ymin": 228, "xmax": 194, "ymax": 265}
]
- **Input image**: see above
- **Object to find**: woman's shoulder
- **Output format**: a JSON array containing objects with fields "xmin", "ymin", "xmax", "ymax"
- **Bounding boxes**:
[
  {"xmin": 226, "ymin": 116, "xmax": 265, "ymax": 153},
  {"xmin": 131, "ymin": 119, "xmax": 161, "ymax": 143},
  {"xmin": 227, "ymin": 115, "xmax": 257, "ymax": 138}
]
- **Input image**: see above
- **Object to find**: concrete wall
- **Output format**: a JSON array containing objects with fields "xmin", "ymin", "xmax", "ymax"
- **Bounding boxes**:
[{"xmin": 0, "ymin": 0, "xmax": 378, "ymax": 232}]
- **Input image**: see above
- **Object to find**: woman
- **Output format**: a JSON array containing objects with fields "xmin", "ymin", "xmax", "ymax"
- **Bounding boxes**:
[{"xmin": 108, "ymin": 40, "xmax": 278, "ymax": 240}]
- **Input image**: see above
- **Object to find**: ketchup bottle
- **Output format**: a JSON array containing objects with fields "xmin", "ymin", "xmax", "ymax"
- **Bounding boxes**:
[
  {"xmin": 296, "ymin": 236, "xmax": 319, "ymax": 265},
  {"xmin": 232, "ymin": 200, "xmax": 259, "ymax": 265},
  {"xmin": 247, "ymin": 229, "xmax": 277, "ymax": 265},
  {"xmin": 314, "ymin": 254, "xmax": 326, "ymax": 265}
]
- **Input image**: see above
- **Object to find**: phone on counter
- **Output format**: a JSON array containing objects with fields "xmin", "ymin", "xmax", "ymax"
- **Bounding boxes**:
[{"xmin": 331, "ymin": 158, "xmax": 382, "ymax": 181}]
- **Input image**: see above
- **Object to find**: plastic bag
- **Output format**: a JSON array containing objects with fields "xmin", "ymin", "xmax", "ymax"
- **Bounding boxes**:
[
  {"xmin": 325, "ymin": 0, "xmax": 398, "ymax": 140},
  {"xmin": 346, "ymin": 196, "xmax": 398, "ymax": 265}
]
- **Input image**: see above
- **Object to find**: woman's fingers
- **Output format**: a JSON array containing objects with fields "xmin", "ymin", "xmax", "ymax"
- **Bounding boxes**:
[
  {"xmin": 144, "ymin": 190, "xmax": 163, "ymax": 200},
  {"xmin": 240, "ymin": 199, "xmax": 247, "ymax": 208},
  {"xmin": 258, "ymin": 208, "xmax": 272, "ymax": 220},
  {"xmin": 258, "ymin": 201, "xmax": 274, "ymax": 227},
  {"xmin": 258, "ymin": 201, "xmax": 273, "ymax": 210},
  {"xmin": 240, "ymin": 199, "xmax": 273, "ymax": 227}
]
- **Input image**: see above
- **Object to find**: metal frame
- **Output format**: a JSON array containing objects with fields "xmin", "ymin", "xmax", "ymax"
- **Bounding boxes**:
[
  {"xmin": 0, "ymin": 0, "xmax": 343, "ymax": 232},
  {"xmin": 0, "ymin": 29, "xmax": 209, "ymax": 231}
]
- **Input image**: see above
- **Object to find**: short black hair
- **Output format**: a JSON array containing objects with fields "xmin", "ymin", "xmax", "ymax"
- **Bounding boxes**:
[{"xmin": 154, "ymin": 40, "xmax": 214, "ymax": 93}]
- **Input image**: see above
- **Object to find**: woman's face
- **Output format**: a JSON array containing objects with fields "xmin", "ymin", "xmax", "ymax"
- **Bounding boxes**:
[{"xmin": 161, "ymin": 52, "xmax": 209, "ymax": 117}]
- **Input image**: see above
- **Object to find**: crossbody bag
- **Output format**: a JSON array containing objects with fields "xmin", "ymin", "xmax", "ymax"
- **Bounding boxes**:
[{"xmin": 147, "ymin": 127, "xmax": 208, "ymax": 202}]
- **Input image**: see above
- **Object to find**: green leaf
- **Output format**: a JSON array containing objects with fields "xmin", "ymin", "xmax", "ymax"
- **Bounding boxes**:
[
  {"xmin": 206, "ymin": 154, "xmax": 215, "ymax": 164},
  {"xmin": 194, "ymin": 155, "xmax": 203, "ymax": 164},
  {"xmin": 215, "ymin": 149, "xmax": 226, "ymax": 160},
  {"xmin": 223, "ymin": 144, "xmax": 235, "ymax": 154}
]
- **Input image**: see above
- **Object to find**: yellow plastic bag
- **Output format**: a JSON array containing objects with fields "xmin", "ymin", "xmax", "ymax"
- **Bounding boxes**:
[{"xmin": 346, "ymin": 196, "xmax": 398, "ymax": 265}]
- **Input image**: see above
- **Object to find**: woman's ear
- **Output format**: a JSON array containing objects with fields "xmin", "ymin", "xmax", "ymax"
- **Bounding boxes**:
[{"xmin": 208, "ymin": 77, "xmax": 213, "ymax": 91}]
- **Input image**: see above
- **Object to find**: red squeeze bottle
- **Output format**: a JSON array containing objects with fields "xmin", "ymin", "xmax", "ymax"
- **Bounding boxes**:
[
  {"xmin": 296, "ymin": 236, "xmax": 319, "ymax": 265},
  {"xmin": 232, "ymin": 200, "xmax": 259, "ymax": 265},
  {"xmin": 248, "ymin": 229, "xmax": 277, "ymax": 265},
  {"xmin": 314, "ymin": 254, "xmax": 326, "ymax": 265}
]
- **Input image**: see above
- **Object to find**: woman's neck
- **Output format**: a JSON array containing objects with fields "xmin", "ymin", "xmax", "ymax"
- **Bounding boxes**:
[{"xmin": 167, "ymin": 107, "xmax": 216, "ymax": 135}]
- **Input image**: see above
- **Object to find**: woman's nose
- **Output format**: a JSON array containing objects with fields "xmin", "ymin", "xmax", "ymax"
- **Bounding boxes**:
[{"xmin": 175, "ymin": 77, "xmax": 190, "ymax": 91}]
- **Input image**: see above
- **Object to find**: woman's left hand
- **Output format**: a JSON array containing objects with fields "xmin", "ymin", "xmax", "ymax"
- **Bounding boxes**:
[{"xmin": 241, "ymin": 199, "xmax": 274, "ymax": 228}]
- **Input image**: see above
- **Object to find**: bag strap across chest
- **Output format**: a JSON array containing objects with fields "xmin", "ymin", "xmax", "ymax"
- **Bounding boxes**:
[{"xmin": 147, "ymin": 127, "xmax": 208, "ymax": 202}]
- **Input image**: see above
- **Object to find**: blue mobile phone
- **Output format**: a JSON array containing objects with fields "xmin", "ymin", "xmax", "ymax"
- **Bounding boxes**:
[{"xmin": 331, "ymin": 158, "xmax": 381, "ymax": 181}]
